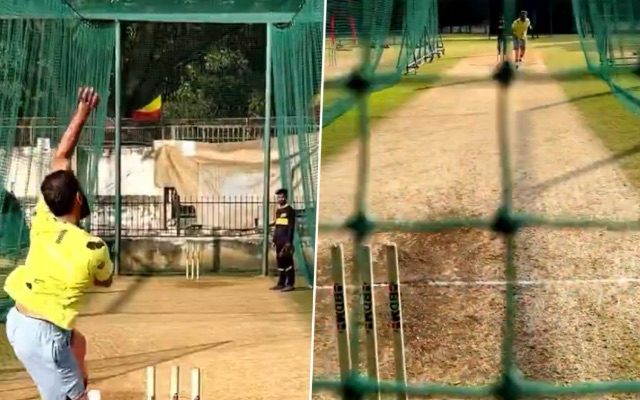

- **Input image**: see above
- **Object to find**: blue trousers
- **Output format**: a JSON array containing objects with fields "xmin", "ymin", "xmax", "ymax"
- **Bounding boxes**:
[{"xmin": 5, "ymin": 306, "xmax": 85, "ymax": 400}]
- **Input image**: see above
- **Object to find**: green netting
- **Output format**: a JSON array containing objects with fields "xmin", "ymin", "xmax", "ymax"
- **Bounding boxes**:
[
  {"xmin": 314, "ymin": 0, "xmax": 640, "ymax": 399},
  {"xmin": 323, "ymin": 0, "xmax": 442, "ymax": 126},
  {"xmin": 5, "ymin": 0, "xmax": 302, "ymax": 23},
  {"xmin": 271, "ymin": 0, "xmax": 323, "ymax": 286},
  {"xmin": 0, "ymin": 0, "xmax": 114, "ymax": 320},
  {"xmin": 573, "ymin": 0, "xmax": 640, "ymax": 114},
  {"xmin": 0, "ymin": 0, "xmax": 321, "ymax": 318}
]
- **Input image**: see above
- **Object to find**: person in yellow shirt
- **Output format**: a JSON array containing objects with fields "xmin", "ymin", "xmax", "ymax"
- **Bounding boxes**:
[
  {"xmin": 512, "ymin": 10, "xmax": 531, "ymax": 68},
  {"xmin": 3, "ymin": 86, "xmax": 114, "ymax": 400}
]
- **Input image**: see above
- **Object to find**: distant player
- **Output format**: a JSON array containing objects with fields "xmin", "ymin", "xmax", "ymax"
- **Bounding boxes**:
[
  {"xmin": 270, "ymin": 188, "xmax": 296, "ymax": 292},
  {"xmin": 529, "ymin": 10, "xmax": 540, "ymax": 40},
  {"xmin": 3, "ymin": 87, "xmax": 114, "ymax": 400},
  {"xmin": 497, "ymin": 16, "xmax": 507, "ymax": 61},
  {"xmin": 512, "ymin": 10, "xmax": 531, "ymax": 68}
]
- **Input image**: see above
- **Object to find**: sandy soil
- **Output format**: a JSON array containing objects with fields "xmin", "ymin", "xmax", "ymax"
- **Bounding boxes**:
[
  {"xmin": 312, "ymin": 50, "xmax": 640, "ymax": 399},
  {"xmin": 0, "ymin": 276, "xmax": 312, "ymax": 400}
]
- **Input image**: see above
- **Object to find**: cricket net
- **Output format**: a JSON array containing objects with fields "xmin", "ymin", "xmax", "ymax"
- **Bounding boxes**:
[
  {"xmin": 573, "ymin": 0, "xmax": 640, "ymax": 114},
  {"xmin": 313, "ymin": 0, "xmax": 640, "ymax": 399},
  {"xmin": 0, "ymin": 0, "xmax": 114, "ymax": 320},
  {"xmin": 0, "ymin": 0, "xmax": 321, "ymax": 319}
]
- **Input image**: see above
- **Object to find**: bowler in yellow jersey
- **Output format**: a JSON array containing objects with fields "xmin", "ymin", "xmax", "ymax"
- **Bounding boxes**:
[
  {"xmin": 512, "ymin": 10, "xmax": 531, "ymax": 67},
  {"xmin": 3, "ymin": 87, "xmax": 114, "ymax": 400}
]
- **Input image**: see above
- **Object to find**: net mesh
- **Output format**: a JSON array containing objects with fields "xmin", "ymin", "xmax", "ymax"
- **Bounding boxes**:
[
  {"xmin": 0, "ymin": 0, "xmax": 321, "ymax": 317},
  {"xmin": 314, "ymin": 0, "xmax": 640, "ymax": 399},
  {"xmin": 323, "ymin": 0, "xmax": 442, "ymax": 126},
  {"xmin": 0, "ymin": 0, "xmax": 114, "ymax": 319},
  {"xmin": 271, "ymin": 0, "xmax": 324, "ymax": 285},
  {"xmin": 7, "ymin": 0, "xmax": 304, "ymax": 23},
  {"xmin": 572, "ymin": 0, "xmax": 640, "ymax": 114}
]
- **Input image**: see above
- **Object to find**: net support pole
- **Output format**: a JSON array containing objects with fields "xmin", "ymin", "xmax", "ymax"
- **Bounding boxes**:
[
  {"xmin": 114, "ymin": 20, "xmax": 122, "ymax": 276},
  {"xmin": 261, "ymin": 23, "xmax": 273, "ymax": 277}
]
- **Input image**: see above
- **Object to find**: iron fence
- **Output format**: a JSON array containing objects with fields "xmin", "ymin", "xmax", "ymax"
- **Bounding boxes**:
[
  {"xmin": 1, "ymin": 117, "xmax": 319, "ymax": 147},
  {"xmin": 19, "ymin": 195, "xmax": 308, "ymax": 238}
]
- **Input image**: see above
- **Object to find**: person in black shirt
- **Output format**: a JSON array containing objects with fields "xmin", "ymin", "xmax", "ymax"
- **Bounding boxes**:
[
  {"xmin": 270, "ymin": 188, "xmax": 296, "ymax": 292},
  {"xmin": 497, "ymin": 16, "xmax": 507, "ymax": 61}
]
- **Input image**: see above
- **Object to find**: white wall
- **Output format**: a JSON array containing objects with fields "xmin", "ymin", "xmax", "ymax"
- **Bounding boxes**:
[
  {"xmin": 4, "ymin": 135, "xmax": 318, "ymax": 201},
  {"xmin": 4, "ymin": 147, "xmax": 51, "ymax": 197},
  {"xmin": 2, "ymin": 146, "xmax": 161, "ymax": 197},
  {"xmin": 97, "ymin": 147, "xmax": 161, "ymax": 196}
]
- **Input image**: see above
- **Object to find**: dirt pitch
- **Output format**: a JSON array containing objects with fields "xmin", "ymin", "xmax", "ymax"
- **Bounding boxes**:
[
  {"xmin": 0, "ymin": 276, "xmax": 312, "ymax": 400},
  {"xmin": 312, "ymin": 49, "xmax": 640, "ymax": 399}
]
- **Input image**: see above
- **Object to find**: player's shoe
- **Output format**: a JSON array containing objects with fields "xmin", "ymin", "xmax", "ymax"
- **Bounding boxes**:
[
  {"xmin": 270, "ymin": 284, "xmax": 284, "ymax": 290},
  {"xmin": 280, "ymin": 285, "xmax": 295, "ymax": 292}
]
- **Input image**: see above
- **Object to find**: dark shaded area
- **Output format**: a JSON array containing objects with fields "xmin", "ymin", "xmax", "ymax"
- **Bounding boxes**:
[
  {"xmin": 438, "ymin": 0, "xmax": 576, "ymax": 35},
  {"xmin": 108, "ymin": 23, "xmax": 267, "ymax": 119},
  {"xmin": 0, "ymin": 191, "xmax": 29, "ymax": 258},
  {"xmin": 326, "ymin": 0, "xmax": 577, "ymax": 37}
]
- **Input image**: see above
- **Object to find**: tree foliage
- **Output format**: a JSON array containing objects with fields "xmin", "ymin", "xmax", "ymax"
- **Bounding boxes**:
[{"xmin": 112, "ymin": 23, "xmax": 266, "ymax": 119}]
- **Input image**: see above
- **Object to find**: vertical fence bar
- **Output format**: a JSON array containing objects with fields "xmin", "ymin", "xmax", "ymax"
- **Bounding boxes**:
[
  {"xmin": 176, "ymin": 194, "xmax": 181, "ymax": 237},
  {"xmin": 114, "ymin": 20, "xmax": 122, "ymax": 276},
  {"xmin": 261, "ymin": 23, "xmax": 273, "ymax": 277}
]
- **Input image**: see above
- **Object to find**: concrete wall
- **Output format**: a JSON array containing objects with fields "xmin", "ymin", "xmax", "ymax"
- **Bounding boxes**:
[
  {"xmin": 110, "ymin": 236, "xmax": 314, "ymax": 278},
  {"xmin": 5, "ymin": 135, "xmax": 318, "ymax": 201},
  {"xmin": 2, "ymin": 146, "xmax": 161, "ymax": 197},
  {"xmin": 98, "ymin": 147, "xmax": 160, "ymax": 196},
  {"xmin": 113, "ymin": 236, "xmax": 272, "ymax": 275}
]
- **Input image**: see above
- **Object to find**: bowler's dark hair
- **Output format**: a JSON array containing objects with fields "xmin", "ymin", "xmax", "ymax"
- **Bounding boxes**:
[
  {"xmin": 40, "ymin": 170, "xmax": 81, "ymax": 217},
  {"xmin": 275, "ymin": 188, "xmax": 288, "ymax": 199}
]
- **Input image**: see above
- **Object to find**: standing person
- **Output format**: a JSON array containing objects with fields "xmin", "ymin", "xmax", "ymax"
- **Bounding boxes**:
[
  {"xmin": 497, "ymin": 16, "xmax": 507, "ymax": 62},
  {"xmin": 3, "ymin": 86, "xmax": 114, "ymax": 400},
  {"xmin": 270, "ymin": 188, "xmax": 296, "ymax": 292},
  {"xmin": 512, "ymin": 10, "xmax": 531, "ymax": 68},
  {"xmin": 530, "ymin": 10, "xmax": 540, "ymax": 39}
]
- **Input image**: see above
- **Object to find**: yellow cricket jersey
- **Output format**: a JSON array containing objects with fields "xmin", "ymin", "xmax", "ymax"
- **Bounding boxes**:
[
  {"xmin": 512, "ymin": 18, "xmax": 531, "ymax": 39},
  {"xmin": 3, "ymin": 196, "xmax": 113, "ymax": 330}
]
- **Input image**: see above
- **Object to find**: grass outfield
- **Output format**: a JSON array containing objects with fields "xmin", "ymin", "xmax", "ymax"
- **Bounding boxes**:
[
  {"xmin": 321, "ymin": 37, "xmax": 498, "ymax": 161},
  {"xmin": 532, "ymin": 35, "xmax": 640, "ymax": 186}
]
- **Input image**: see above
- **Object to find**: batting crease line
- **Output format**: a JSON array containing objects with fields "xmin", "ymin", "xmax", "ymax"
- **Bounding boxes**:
[{"xmin": 315, "ymin": 277, "xmax": 640, "ymax": 289}]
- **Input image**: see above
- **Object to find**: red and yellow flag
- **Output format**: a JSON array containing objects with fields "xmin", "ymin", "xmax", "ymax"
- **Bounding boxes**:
[{"xmin": 132, "ymin": 95, "xmax": 162, "ymax": 121}]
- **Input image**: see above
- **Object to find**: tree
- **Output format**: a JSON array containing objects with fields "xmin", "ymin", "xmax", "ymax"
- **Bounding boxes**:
[{"xmin": 109, "ymin": 23, "xmax": 267, "ymax": 119}]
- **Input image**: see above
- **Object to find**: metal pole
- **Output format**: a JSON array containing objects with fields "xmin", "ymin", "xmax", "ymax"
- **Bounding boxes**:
[
  {"xmin": 114, "ymin": 20, "xmax": 122, "ymax": 276},
  {"xmin": 261, "ymin": 23, "xmax": 273, "ymax": 277}
]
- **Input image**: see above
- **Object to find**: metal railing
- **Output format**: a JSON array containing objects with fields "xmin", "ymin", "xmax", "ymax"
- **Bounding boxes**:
[
  {"xmin": 4, "ymin": 118, "xmax": 275, "ymax": 147},
  {"xmin": 19, "ymin": 195, "xmax": 308, "ymax": 238},
  {"xmin": 1, "ymin": 117, "xmax": 319, "ymax": 147}
]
